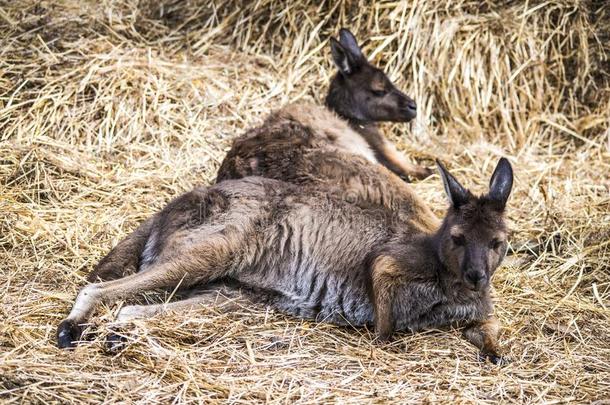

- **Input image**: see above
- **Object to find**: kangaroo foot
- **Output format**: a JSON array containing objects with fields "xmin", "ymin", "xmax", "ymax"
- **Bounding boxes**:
[
  {"xmin": 479, "ymin": 351, "xmax": 510, "ymax": 366},
  {"xmin": 105, "ymin": 330, "xmax": 129, "ymax": 353},
  {"xmin": 57, "ymin": 319, "xmax": 83, "ymax": 349}
]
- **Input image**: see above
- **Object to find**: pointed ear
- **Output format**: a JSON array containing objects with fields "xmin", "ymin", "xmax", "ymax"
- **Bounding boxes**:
[
  {"xmin": 436, "ymin": 160, "xmax": 469, "ymax": 209},
  {"xmin": 339, "ymin": 28, "xmax": 364, "ymax": 62},
  {"xmin": 488, "ymin": 157, "xmax": 513, "ymax": 210},
  {"xmin": 330, "ymin": 37, "xmax": 355, "ymax": 75}
]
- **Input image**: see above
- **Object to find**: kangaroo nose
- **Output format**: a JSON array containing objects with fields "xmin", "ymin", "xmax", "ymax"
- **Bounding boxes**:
[
  {"xmin": 465, "ymin": 271, "xmax": 486, "ymax": 289},
  {"xmin": 406, "ymin": 99, "xmax": 416, "ymax": 111}
]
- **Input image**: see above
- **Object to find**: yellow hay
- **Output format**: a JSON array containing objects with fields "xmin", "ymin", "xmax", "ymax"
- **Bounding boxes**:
[{"xmin": 1, "ymin": 0, "xmax": 608, "ymax": 403}]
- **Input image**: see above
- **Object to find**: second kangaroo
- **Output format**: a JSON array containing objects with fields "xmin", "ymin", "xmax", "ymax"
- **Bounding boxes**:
[{"xmin": 217, "ymin": 28, "xmax": 432, "ymax": 184}]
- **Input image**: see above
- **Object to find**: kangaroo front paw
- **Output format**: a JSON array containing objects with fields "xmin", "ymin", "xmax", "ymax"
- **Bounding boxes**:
[
  {"xmin": 57, "ymin": 319, "xmax": 83, "ymax": 349},
  {"xmin": 478, "ymin": 351, "xmax": 510, "ymax": 366},
  {"xmin": 413, "ymin": 166, "xmax": 434, "ymax": 180}
]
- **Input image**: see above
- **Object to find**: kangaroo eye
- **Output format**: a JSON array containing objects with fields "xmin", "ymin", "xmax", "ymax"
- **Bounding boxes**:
[
  {"xmin": 490, "ymin": 239, "xmax": 503, "ymax": 250},
  {"xmin": 452, "ymin": 235, "xmax": 466, "ymax": 246},
  {"xmin": 371, "ymin": 89, "xmax": 387, "ymax": 97}
]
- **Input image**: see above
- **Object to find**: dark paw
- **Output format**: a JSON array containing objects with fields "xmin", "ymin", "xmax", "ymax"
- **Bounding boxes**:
[
  {"xmin": 479, "ymin": 351, "xmax": 510, "ymax": 365},
  {"xmin": 105, "ymin": 331, "xmax": 128, "ymax": 353},
  {"xmin": 57, "ymin": 319, "xmax": 83, "ymax": 349},
  {"xmin": 399, "ymin": 174, "xmax": 412, "ymax": 183}
]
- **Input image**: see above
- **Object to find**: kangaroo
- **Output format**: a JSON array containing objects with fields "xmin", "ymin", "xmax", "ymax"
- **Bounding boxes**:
[
  {"xmin": 87, "ymin": 30, "xmax": 435, "ymax": 284},
  {"xmin": 58, "ymin": 158, "xmax": 514, "ymax": 364},
  {"xmin": 216, "ymin": 28, "xmax": 433, "ymax": 184}
]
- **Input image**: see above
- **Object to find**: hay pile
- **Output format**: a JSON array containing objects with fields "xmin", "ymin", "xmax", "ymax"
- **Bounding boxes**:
[{"xmin": 1, "ymin": 0, "xmax": 609, "ymax": 402}]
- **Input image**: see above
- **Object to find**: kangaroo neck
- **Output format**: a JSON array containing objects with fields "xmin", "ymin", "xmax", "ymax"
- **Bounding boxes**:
[
  {"xmin": 344, "ymin": 119, "xmax": 386, "ymax": 152},
  {"xmin": 423, "ymin": 224, "xmax": 454, "ymax": 290},
  {"xmin": 346, "ymin": 118, "xmax": 379, "ymax": 136},
  {"xmin": 323, "ymin": 96, "xmax": 382, "ymax": 140}
]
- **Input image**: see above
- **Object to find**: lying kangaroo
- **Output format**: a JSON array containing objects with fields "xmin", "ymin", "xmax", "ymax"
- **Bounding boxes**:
[
  {"xmin": 58, "ymin": 158, "xmax": 513, "ymax": 363},
  {"xmin": 216, "ymin": 28, "xmax": 432, "ymax": 184}
]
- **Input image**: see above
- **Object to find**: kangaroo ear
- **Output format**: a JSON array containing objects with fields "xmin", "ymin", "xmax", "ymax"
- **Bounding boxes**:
[
  {"xmin": 338, "ymin": 28, "xmax": 365, "ymax": 62},
  {"xmin": 488, "ymin": 157, "xmax": 513, "ymax": 210},
  {"xmin": 436, "ymin": 160, "xmax": 469, "ymax": 209},
  {"xmin": 330, "ymin": 37, "xmax": 356, "ymax": 75}
]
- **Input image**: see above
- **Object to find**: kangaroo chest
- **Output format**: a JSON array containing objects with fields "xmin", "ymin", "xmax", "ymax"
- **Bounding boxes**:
[{"xmin": 393, "ymin": 286, "xmax": 489, "ymax": 333}]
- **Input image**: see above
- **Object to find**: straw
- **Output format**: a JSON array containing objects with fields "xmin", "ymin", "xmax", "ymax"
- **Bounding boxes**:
[{"xmin": 1, "ymin": 0, "xmax": 608, "ymax": 402}]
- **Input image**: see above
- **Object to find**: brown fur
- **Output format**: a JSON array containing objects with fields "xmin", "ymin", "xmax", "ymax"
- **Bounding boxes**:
[
  {"xmin": 217, "ymin": 116, "xmax": 440, "ymax": 233},
  {"xmin": 59, "ymin": 159, "xmax": 514, "ymax": 364},
  {"xmin": 370, "ymin": 255, "xmax": 407, "ymax": 341},
  {"xmin": 87, "ymin": 218, "xmax": 154, "ymax": 282},
  {"xmin": 216, "ymin": 29, "xmax": 432, "ymax": 184}
]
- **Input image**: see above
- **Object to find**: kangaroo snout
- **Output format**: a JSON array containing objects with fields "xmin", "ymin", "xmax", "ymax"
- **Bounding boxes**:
[
  {"xmin": 405, "ymin": 97, "xmax": 416, "ymax": 112},
  {"xmin": 397, "ymin": 93, "xmax": 416, "ymax": 120},
  {"xmin": 465, "ymin": 270, "xmax": 487, "ymax": 291}
]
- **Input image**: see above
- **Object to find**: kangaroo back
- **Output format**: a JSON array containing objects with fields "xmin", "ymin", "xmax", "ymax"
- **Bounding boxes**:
[{"xmin": 217, "ymin": 28, "xmax": 431, "ymax": 192}]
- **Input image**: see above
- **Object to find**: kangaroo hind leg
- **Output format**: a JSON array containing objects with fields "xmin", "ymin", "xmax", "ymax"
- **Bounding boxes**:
[
  {"xmin": 103, "ymin": 282, "xmax": 251, "ymax": 350},
  {"xmin": 116, "ymin": 284, "xmax": 249, "ymax": 322},
  {"xmin": 57, "ymin": 229, "xmax": 243, "ymax": 349}
]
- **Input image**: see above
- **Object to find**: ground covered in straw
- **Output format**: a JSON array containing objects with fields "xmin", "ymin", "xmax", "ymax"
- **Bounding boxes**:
[{"xmin": 1, "ymin": 1, "xmax": 609, "ymax": 403}]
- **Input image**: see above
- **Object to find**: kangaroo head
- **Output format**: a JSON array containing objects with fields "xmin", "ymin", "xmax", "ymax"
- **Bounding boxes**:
[
  {"xmin": 325, "ymin": 28, "xmax": 417, "ymax": 123},
  {"xmin": 435, "ymin": 158, "xmax": 514, "ymax": 292}
]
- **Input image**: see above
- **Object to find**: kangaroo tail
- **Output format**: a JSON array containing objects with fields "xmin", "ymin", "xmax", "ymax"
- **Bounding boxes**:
[{"xmin": 86, "ymin": 217, "xmax": 155, "ymax": 282}]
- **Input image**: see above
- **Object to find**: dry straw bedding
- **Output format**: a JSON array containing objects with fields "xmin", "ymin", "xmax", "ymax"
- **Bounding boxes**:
[{"xmin": 0, "ymin": 0, "xmax": 609, "ymax": 403}]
